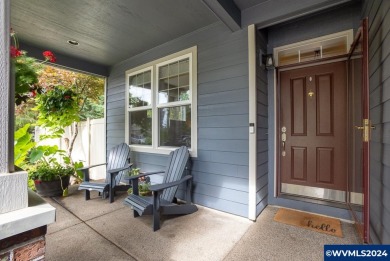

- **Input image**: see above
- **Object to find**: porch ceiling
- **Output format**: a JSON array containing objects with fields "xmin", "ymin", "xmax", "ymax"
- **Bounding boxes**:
[
  {"xmin": 233, "ymin": 0, "xmax": 269, "ymax": 10},
  {"xmin": 10, "ymin": 0, "xmax": 218, "ymax": 67},
  {"xmin": 10, "ymin": 0, "xmax": 352, "ymax": 72}
]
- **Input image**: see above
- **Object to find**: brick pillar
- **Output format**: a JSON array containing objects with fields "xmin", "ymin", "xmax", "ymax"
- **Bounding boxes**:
[{"xmin": 0, "ymin": 226, "xmax": 47, "ymax": 261}]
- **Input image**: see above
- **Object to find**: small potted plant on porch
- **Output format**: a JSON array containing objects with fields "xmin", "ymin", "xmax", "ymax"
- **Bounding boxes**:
[{"xmin": 127, "ymin": 168, "xmax": 152, "ymax": 196}]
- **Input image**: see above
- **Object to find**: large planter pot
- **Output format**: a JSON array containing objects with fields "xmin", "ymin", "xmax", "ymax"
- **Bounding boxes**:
[{"xmin": 34, "ymin": 176, "xmax": 70, "ymax": 197}]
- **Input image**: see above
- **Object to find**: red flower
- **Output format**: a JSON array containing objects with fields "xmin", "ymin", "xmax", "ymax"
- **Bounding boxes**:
[
  {"xmin": 10, "ymin": 46, "xmax": 22, "ymax": 58},
  {"xmin": 42, "ymin": 50, "xmax": 56, "ymax": 63},
  {"xmin": 29, "ymin": 90, "xmax": 37, "ymax": 97},
  {"xmin": 64, "ymin": 95, "xmax": 71, "ymax": 100}
]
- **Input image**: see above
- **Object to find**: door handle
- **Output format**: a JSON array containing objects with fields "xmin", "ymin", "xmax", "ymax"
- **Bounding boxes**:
[
  {"xmin": 281, "ymin": 127, "xmax": 287, "ymax": 157},
  {"xmin": 355, "ymin": 119, "xmax": 375, "ymax": 142}
]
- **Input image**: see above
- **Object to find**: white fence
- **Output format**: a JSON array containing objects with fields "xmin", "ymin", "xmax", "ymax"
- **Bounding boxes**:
[{"xmin": 35, "ymin": 118, "xmax": 106, "ymax": 180}]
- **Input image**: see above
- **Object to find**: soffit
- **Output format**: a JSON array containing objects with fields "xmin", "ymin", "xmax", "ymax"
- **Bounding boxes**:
[{"xmin": 11, "ymin": 0, "xmax": 217, "ymax": 67}]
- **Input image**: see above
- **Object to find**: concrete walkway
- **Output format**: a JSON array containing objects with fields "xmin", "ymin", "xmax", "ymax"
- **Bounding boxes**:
[{"xmin": 44, "ymin": 186, "xmax": 359, "ymax": 261}]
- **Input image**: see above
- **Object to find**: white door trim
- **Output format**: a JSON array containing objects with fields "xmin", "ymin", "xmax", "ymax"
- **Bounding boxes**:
[{"xmin": 248, "ymin": 24, "xmax": 257, "ymax": 220}]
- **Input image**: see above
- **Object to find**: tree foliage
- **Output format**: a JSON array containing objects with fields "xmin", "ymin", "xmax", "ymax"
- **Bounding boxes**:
[
  {"xmin": 38, "ymin": 66, "xmax": 104, "ymax": 120},
  {"xmin": 15, "ymin": 66, "xmax": 104, "ymax": 130},
  {"xmin": 14, "ymin": 123, "xmax": 36, "ymax": 168}
]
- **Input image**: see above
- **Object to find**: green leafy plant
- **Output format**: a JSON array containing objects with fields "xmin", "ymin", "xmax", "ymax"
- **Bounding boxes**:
[
  {"xmin": 35, "ymin": 87, "xmax": 80, "ymax": 130},
  {"xmin": 28, "ymin": 162, "xmax": 75, "ymax": 196},
  {"xmin": 14, "ymin": 55, "xmax": 40, "ymax": 95},
  {"xmin": 127, "ymin": 168, "xmax": 151, "ymax": 196},
  {"xmin": 129, "ymin": 168, "xmax": 140, "ymax": 176},
  {"xmin": 28, "ymin": 144, "xmax": 84, "ymax": 180},
  {"xmin": 14, "ymin": 123, "xmax": 35, "ymax": 168},
  {"xmin": 28, "ymin": 163, "xmax": 74, "ymax": 182},
  {"xmin": 13, "ymin": 123, "xmax": 84, "ymax": 192},
  {"xmin": 127, "ymin": 182, "xmax": 151, "ymax": 196},
  {"xmin": 11, "ymin": 30, "xmax": 56, "ymax": 105}
]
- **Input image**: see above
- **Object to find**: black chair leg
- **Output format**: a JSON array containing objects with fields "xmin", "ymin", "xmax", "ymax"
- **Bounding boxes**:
[
  {"xmin": 153, "ymin": 192, "xmax": 160, "ymax": 231},
  {"xmin": 109, "ymin": 187, "xmax": 114, "ymax": 203},
  {"xmin": 153, "ymin": 208, "xmax": 160, "ymax": 231},
  {"xmin": 85, "ymin": 190, "xmax": 90, "ymax": 200}
]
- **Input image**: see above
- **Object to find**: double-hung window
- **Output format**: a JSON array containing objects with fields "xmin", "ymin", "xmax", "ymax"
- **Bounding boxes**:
[{"xmin": 125, "ymin": 47, "xmax": 197, "ymax": 156}]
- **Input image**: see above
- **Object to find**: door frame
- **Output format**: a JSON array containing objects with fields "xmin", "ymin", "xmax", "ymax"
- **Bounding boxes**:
[
  {"xmin": 346, "ymin": 17, "xmax": 370, "ymax": 243},
  {"xmin": 274, "ymin": 56, "xmax": 349, "ymax": 198}
]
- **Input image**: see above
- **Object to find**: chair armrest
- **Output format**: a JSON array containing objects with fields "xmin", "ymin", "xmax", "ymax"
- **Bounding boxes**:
[
  {"xmin": 79, "ymin": 163, "xmax": 107, "ymax": 182},
  {"xmin": 107, "ymin": 164, "xmax": 133, "ymax": 174},
  {"xmin": 107, "ymin": 164, "xmax": 133, "ymax": 189},
  {"xmin": 78, "ymin": 163, "xmax": 107, "ymax": 171},
  {"xmin": 124, "ymin": 170, "xmax": 165, "ymax": 181},
  {"xmin": 149, "ymin": 175, "xmax": 192, "ymax": 192}
]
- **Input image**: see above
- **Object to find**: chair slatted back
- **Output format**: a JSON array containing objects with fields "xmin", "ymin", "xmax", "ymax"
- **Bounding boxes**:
[
  {"xmin": 161, "ymin": 146, "xmax": 190, "ymax": 202},
  {"xmin": 106, "ymin": 143, "xmax": 131, "ymax": 186}
]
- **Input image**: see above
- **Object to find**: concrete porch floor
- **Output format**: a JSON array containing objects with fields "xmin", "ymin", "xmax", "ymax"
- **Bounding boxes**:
[{"xmin": 44, "ymin": 186, "xmax": 359, "ymax": 261}]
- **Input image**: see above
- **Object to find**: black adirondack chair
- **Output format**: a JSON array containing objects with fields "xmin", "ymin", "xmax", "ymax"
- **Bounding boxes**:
[
  {"xmin": 78, "ymin": 143, "xmax": 132, "ymax": 203},
  {"xmin": 124, "ymin": 146, "xmax": 198, "ymax": 231}
]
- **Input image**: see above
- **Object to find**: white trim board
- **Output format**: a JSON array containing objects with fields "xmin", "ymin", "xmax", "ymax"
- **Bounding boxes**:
[{"xmin": 248, "ymin": 24, "xmax": 257, "ymax": 221}]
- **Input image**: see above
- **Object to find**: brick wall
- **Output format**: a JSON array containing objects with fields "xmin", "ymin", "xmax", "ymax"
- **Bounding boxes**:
[{"xmin": 0, "ymin": 226, "xmax": 47, "ymax": 261}]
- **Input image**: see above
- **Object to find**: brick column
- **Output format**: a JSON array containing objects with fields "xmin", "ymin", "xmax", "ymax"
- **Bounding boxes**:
[{"xmin": 0, "ymin": 226, "xmax": 47, "ymax": 260}]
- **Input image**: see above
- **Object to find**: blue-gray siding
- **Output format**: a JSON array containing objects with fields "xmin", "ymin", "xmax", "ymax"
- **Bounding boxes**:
[
  {"xmin": 266, "ymin": 2, "xmax": 361, "ymax": 220},
  {"xmin": 106, "ymin": 22, "xmax": 250, "ymax": 217},
  {"xmin": 256, "ymin": 30, "xmax": 268, "ymax": 216},
  {"xmin": 363, "ymin": 0, "xmax": 390, "ymax": 244}
]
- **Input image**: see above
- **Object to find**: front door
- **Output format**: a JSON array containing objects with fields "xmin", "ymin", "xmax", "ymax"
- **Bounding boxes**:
[{"xmin": 279, "ymin": 61, "xmax": 348, "ymax": 201}]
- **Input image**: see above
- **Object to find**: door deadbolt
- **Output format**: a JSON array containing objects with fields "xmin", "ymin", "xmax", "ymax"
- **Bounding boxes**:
[{"xmin": 281, "ymin": 126, "xmax": 287, "ymax": 156}]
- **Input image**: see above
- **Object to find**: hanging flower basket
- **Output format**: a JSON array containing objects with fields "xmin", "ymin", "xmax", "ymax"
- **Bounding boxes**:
[
  {"xmin": 35, "ymin": 87, "xmax": 79, "ymax": 128},
  {"xmin": 10, "ymin": 29, "xmax": 57, "ymax": 105}
]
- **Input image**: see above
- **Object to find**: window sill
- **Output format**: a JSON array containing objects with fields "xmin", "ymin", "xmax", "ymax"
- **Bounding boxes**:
[
  {"xmin": 130, "ymin": 145, "xmax": 197, "ymax": 157},
  {"xmin": 0, "ymin": 189, "xmax": 56, "ymax": 240}
]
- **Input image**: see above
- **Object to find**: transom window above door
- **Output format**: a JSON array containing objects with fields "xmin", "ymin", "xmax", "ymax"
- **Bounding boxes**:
[
  {"xmin": 274, "ymin": 30, "xmax": 353, "ymax": 67},
  {"xmin": 125, "ymin": 47, "xmax": 197, "ymax": 156}
]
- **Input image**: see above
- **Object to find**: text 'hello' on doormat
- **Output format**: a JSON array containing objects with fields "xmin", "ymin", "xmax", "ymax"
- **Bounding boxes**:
[{"xmin": 273, "ymin": 208, "xmax": 343, "ymax": 238}]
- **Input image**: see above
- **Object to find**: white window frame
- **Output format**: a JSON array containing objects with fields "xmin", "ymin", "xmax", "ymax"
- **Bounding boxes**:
[{"xmin": 125, "ymin": 46, "xmax": 198, "ymax": 157}]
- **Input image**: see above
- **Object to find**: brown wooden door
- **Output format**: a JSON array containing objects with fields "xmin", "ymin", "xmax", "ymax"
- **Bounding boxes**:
[{"xmin": 280, "ymin": 61, "xmax": 347, "ymax": 192}]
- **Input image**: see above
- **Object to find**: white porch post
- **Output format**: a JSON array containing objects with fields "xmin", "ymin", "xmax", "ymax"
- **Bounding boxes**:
[
  {"xmin": 0, "ymin": 0, "xmax": 27, "ymax": 214},
  {"xmin": 0, "ymin": 0, "xmax": 13, "ymax": 174}
]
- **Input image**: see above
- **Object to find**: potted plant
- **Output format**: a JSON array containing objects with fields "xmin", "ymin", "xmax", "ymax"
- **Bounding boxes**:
[
  {"xmin": 14, "ymin": 124, "xmax": 80, "ymax": 197},
  {"xmin": 27, "ymin": 143, "xmax": 77, "ymax": 197},
  {"xmin": 28, "ymin": 163, "xmax": 74, "ymax": 197},
  {"xmin": 127, "ymin": 168, "xmax": 152, "ymax": 196}
]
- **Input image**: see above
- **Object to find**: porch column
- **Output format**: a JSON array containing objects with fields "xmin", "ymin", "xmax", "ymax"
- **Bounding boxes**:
[
  {"xmin": 0, "ymin": 0, "xmax": 14, "ymax": 174},
  {"xmin": 0, "ymin": 6, "xmax": 54, "ymax": 259},
  {"xmin": 0, "ymin": 0, "xmax": 26, "ymax": 214}
]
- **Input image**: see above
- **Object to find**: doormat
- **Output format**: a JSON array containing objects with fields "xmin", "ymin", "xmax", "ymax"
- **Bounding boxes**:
[{"xmin": 273, "ymin": 208, "xmax": 343, "ymax": 238}]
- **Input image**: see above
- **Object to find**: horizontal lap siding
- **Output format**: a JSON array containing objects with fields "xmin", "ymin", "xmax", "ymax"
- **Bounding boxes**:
[
  {"xmin": 364, "ymin": 0, "xmax": 390, "ymax": 244},
  {"xmin": 256, "ymin": 30, "xmax": 268, "ymax": 216},
  {"xmin": 106, "ymin": 22, "xmax": 250, "ymax": 217}
]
